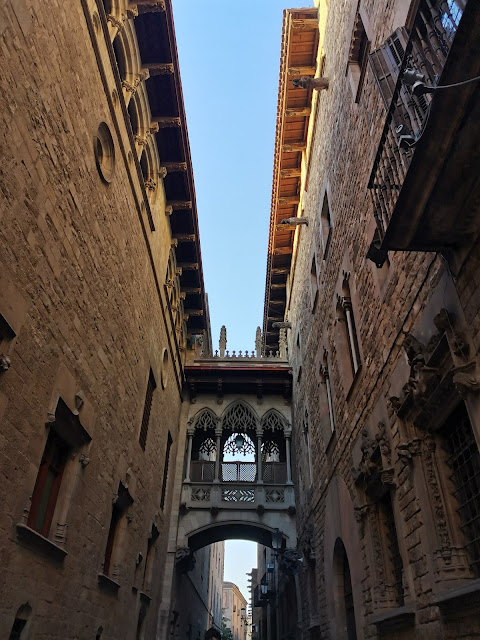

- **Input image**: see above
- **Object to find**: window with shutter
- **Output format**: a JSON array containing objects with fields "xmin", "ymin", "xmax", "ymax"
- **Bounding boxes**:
[{"xmin": 368, "ymin": 27, "xmax": 408, "ymax": 109}]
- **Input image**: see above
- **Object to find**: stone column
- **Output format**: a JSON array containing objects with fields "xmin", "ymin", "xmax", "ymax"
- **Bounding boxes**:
[
  {"xmin": 257, "ymin": 431, "xmax": 263, "ymax": 483},
  {"xmin": 285, "ymin": 433, "xmax": 293, "ymax": 484},
  {"xmin": 214, "ymin": 427, "xmax": 222, "ymax": 483},
  {"xmin": 184, "ymin": 429, "xmax": 194, "ymax": 482}
]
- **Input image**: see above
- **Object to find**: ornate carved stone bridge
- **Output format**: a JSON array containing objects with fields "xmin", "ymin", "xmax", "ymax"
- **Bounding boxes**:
[{"xmin": 176, "ymin": 327, "xmax": 296, "ymax": 560}]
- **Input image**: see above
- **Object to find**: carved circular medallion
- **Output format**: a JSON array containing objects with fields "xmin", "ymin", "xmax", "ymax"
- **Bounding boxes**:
[{"xmin": 94, "ymin": 122, "xmax": 115, "ymax": 183}]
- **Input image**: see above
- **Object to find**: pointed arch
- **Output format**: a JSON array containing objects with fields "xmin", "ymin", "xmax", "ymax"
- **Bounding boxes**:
[
  {"xmin": 261, "ymin": 408, "xmax": 287, "ymax": 432},
  {"xmin": 192, "ymin": 408, "xmax": 218, "ymax": 432},
  {"xmin": 222, "ymin": 401, "xmax": 258, "ymax": 432}
]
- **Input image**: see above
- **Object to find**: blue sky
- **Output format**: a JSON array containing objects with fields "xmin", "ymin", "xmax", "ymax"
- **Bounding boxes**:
[
  {"xmin": 172, "ymin": 0, "xmax": 312, "ymax": 605},
  {"xmin": 172, "ymin": 0, "xmax": 312, "ymax": 355}
]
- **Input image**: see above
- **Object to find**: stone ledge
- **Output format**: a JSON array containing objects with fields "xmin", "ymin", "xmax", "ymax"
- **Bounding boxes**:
[
  {"xmin": 370, "ymin": 604, "xmax": 415, "ymax": 634},
  {"xmin": 16, "ymin": 523, "xmax": 68, "ymax": 562},
  {"xmin": 98, "ymin": 573, "xmax": 120, "ymax": 595},
  {"xmin": 140, "ymin": 590, "xmax": 152, "ymax": 604},
  {"xmin": 433, "ymin": 579, "xmax": 480, "ymax": 615}
]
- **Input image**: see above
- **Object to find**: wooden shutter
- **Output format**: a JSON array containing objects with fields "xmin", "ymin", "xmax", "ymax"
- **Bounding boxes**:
[{"xmin": 369, "ymin": 27, "xmax": 408, "ymax": 109}]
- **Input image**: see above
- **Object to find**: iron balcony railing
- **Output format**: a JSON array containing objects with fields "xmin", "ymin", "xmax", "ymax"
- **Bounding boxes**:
[
  {"xmin": 189, "ymin": 461, "xmax": 287, "ymax": 484},
  {"xmin": 368, "ymin": 0, "xmax": 464, "ymax": 247}
]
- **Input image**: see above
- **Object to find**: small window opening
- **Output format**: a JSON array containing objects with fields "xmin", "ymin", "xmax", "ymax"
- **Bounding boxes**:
[
  {"xmin": 27, "ymin": 430, "xmax": 69, "ymax": 537},
  {"xmin": 320, "ymin": 194, "xmax": 332, "ymax": 257},
  {"xmin": 160, "ymin": 432, "xmax": 173, "ymax": 510},
  {"xmin": 139, "ymin": 369, "xmax": 156, "ymax": 451},
  {"xmin": 348, "ymin": 12, "xmax": 370, "ymax": 102},
  {"xmin": 9, "ymin": 604, "xmax": 31, "ymax": 640}
]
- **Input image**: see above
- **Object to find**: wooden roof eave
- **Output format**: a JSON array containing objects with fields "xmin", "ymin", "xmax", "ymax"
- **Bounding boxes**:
[
  {"xmin": 263, "ymin": 8, "xmax": 319, "ymax": 348},
  {"xmin": 136, "ymin": 0, "xmax": 207, "ymax": 333}
]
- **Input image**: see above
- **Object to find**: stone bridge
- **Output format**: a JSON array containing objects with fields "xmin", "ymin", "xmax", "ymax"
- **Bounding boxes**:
[{"xmin": 176, "ymin": 331, "xmax": 296, "ymax": 561}]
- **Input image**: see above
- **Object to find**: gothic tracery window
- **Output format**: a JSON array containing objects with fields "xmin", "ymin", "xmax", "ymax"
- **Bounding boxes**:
[{"xmin": 222, "ymin": 402, "xmax": 257, "ymax": 432}]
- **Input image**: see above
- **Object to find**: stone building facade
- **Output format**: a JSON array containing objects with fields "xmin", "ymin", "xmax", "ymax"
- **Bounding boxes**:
[
  {"xmin": 223, "ymin": 581, "xmax": 248, "ymax": 640},
  {"xmin": 0, "ymin": 0, "xmax": 207, "ymax": 638},
  {"xmin": 264, "ymin": 0, "xmax": 480, "ymax": 639}
]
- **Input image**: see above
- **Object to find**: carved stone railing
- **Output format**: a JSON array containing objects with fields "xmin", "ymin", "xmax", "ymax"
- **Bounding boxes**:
[
  {"xmin": 210, "ymin": 350, "xmax": 287, "ymax": 361},
  {"xmin": 368, "ymin": 0, "xmax": 463, "ymax": 251},
  {"xmin": 181, "ymin": 482, "xmax": 295, "ymax": 510}
]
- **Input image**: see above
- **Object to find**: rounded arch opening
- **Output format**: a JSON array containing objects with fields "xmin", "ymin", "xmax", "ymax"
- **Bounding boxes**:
[{"xmin": 188, "ymin": 522, "xmax": 288, "ymax": 552}]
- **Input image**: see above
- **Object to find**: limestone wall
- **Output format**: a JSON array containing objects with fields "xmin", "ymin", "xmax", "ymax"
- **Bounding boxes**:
[
  {"xmin": 288, "ymin": 0, "xmax": 480, "ymax": 638},
  {"xmin": 0, "ymin": 1, "xmax": 185, "ymax": 637}
]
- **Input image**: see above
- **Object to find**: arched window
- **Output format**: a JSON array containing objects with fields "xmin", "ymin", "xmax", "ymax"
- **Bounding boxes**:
[
  {"xmin": 9, "ymin": 603, "xmax": 31, "ymax": 640},
  {"xmin": 333, "ymin": 539, "xmax": 357, "ymax": 640}
]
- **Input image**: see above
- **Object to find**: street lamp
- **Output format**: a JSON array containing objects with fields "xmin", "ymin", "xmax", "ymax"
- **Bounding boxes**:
[
  {"xmin": 235, "ymin": 433, "xmax": 245, "ymax": 452},
  {"xmin": 271, "ymin": 528, "xmax": 283, "ymax": 553}
]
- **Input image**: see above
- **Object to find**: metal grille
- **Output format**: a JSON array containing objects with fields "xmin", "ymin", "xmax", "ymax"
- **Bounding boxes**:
[
  {"xmin": 190, "ymin": 460, "xmax": 215, "ymax": 482},
  {"xmin": 263, "ymin": 462, "xmax": 287, "ymax": 484},
  {"xmin": 442, "ymin": 402, "xmax": 480, "ymax": 577},
  {"xmin": 221, "ymin": 462, "xmax": 256, "ymax": 482},
  {"xmin": 380, "ymin": 493, "xmax": 404, "ymax": 605}
]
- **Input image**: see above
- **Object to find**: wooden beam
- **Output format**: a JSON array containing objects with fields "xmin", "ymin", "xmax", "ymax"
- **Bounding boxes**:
[
  {"xmin": 269, "ymin": 300, "xmax": 285, "ymax": 306},
  {"xmin": 178, "ymin": 263, "xmax": 199, "ymax": 270},
  {"xmin": 291, "ymin": 18, "xmax": 318, "ymax": 30},
  {"xmin": 173, "ymin": 234, "xmax": 196, "ymax": 242},
  {"xmin": 271, "ymin": 283, "xmax": 286, "ymax": 290},
  {"xmin": 280, "ymin": 168, "xmax": 301, "ymax": 179},
  {"xmin": 152, "ymin": 116, "xmax": 181, "ymax": 128},
  {"xmin": 184, "ymin": 309, "xmax": 204, "ymax": 317},
  {"xmin": 167, "ymin": 201, "xmax": 192, "ymax": 210},
  {"xmin": 276, "ymin": 224, "xmax": 296, "ymax": 232},
  {"xmin": 272, "ymin": 267, "xmax": 291, "ymax": 275},
  {"xmin": 278, "ymin": 196, "xmax": 300, "ymax": 206},
  {"xmin": 273, "ymin": 247, "xmax": 293, "ymax": 256},
  {"xmin": 285, "ymin": 107, "xmax": 311, "ymax": 118},
  {"xmin": 282, "ymin": 142, "xmax": 306, "ymax": 153},
  {"xmin": 288, "ymin": 66, "xmax": 316, "ymax": 76}
]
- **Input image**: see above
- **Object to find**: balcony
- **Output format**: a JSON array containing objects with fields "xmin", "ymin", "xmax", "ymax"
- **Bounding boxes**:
[
  {"xmin": 190, "ymin": 461, "xmax": 287, "ymax": 484},
  {"xmin": 253, "ymin": 572, "xmax": 276, "ymax": 608},
  {"xmin": 367, "ymin": 0, "xmax": 480, "ymax": 267}
]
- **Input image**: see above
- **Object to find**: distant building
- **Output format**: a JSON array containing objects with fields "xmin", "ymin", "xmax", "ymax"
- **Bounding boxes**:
[
  {"xmin": 175, "ymin": 542, "xmax": 225, "ymax": 640},
  {"xmin": 223, "ymin": 581, "xmax": 248, "ymax": 640}
]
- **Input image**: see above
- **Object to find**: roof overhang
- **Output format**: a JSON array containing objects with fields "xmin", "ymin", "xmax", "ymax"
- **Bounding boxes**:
[
  {"xmin": 262, "ymin": 8, "xmax": 319, "ymax": 351},
  {"xmin": 134, "ymin": 0, "xmax": 207, "ymax": 334}
]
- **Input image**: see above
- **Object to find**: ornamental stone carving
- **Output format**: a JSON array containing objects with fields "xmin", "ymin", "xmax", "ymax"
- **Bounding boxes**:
[
  {"xmin": 0, "ymin": 354, "xmax": 11, "ymax": 371},
  {"xmin": 292, "ymin": 76, "xmax": 329, "ymax": 91}
]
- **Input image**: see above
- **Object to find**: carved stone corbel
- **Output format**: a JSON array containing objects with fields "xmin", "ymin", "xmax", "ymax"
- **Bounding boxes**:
[
  {"xmin": 0, "ymin": 354, "xmax": 11, "ymax": 371},
  {"xmin": 175, "ymin": 547, "xmax": 195, "ymax": 573},
  {"xmin": 452, "ymin": 360, "xmax": 480, "ymax": 398}
]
